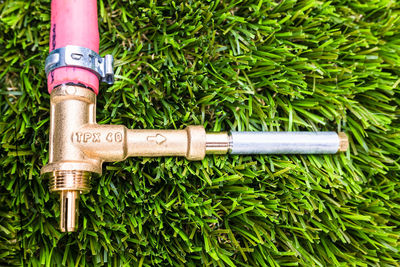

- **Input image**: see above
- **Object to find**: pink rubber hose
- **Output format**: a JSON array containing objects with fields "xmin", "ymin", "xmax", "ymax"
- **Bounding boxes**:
[{"xmin": 48, "ymin": 0, "xmax": 100, "ymax": 94}]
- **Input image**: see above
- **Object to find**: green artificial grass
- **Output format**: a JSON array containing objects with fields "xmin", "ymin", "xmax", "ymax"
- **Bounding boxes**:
[{"xmin": 1, "ymin": 0, "xmax": 400, "ymax": 266}]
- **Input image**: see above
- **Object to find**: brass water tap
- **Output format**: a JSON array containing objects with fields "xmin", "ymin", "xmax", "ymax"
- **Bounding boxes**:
[
  {"xmin": 41, "ymin": 0, "xmax": 348, "ymax": 232},
  {"xmin": 40, "ymin": 85, "xmax": 348, "ymax": 232}
]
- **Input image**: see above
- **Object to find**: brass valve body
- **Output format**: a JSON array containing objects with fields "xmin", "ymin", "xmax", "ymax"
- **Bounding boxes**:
[
  {"xmin": 41, "ymin": 85, "xmax": 218, "ymax": 231},
  {"xmin": 41, "ymin": 85, "xmax": 348, "ymax": 232}
]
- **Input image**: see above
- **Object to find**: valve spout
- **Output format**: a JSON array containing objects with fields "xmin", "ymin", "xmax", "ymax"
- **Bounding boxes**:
[
  {"xmin": 59, "ymin": 190, "xmax": 79, "ymax": 232},
  {"xmin": 47, "ymin": 169, "xmax": 91, "ymax": 232}
]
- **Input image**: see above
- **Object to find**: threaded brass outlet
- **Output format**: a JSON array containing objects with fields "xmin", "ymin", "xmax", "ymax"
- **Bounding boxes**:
[
  {"xmin": 47, "ymin": 170, "xmax": 92, "ymax": 232},
  {"xmin": 48, "ymin": 170, "xmax": 91, "ymax": 193}
]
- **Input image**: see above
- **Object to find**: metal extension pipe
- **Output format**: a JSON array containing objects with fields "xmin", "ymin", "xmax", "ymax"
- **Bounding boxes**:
[
  {"xmin": 205, "ymin": 132, "xmax": 347, "ymax": 155},
  {"xmin": 230, "ymin": 131, "xmax": 347, "ymax": 154}
]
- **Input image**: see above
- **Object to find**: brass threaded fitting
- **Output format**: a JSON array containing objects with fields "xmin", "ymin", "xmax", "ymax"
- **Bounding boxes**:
[
  {"xmin": 48, "ymin": 170, "xmax": 91, "ymax": 193},
  {"xmin": 47, "ymin": 170, "xmax": 91, "ymax": 232}
]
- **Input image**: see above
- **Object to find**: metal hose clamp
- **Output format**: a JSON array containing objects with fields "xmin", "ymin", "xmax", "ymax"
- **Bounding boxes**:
[{"xmin": 45, "ymin": 45, "xmax": 114, "ymax": 85}]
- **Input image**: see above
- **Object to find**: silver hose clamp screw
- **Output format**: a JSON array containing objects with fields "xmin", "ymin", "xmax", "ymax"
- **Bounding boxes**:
[{"xmin": 45, "ymin": 45, "xmax": 114, "ymax": 85}]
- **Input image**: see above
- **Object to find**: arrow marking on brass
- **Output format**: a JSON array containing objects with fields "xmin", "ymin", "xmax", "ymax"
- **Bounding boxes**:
[{"xmin": 147, "ymin": 134, "xmax": 167, "ymax": 145}]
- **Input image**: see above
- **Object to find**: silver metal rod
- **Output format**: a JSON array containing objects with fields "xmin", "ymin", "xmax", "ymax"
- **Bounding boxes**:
[{"xmin": 230, "ymin": 131, "xmax": 347, "ymax": 154}]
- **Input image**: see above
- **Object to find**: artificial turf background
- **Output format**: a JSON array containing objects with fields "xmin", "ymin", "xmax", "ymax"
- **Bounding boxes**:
[{"xmin": 1, "ymin": 0, "xmax": 400, "ymax": 266}]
